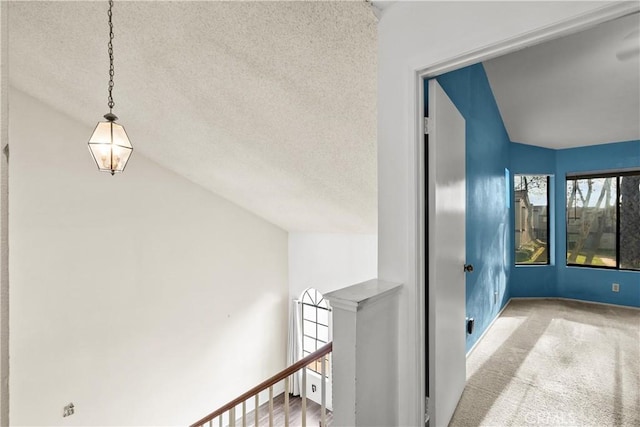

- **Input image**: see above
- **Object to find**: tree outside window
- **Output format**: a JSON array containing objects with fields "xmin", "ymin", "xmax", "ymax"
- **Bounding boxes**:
[
  {"xmin": 515, "ymin": 175, "xmax": 549, "ymax": 265},
  {"xmin": 566, "ymin": 172, "xmax": 639, "ymax": 271},
  {"xmin": 620, "ymin": 174, "xmax": 640, "ymax": 270}
]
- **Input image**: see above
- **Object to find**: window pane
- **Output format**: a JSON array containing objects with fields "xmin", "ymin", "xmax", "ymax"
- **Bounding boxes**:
[
  {"xmin": 317, "ymin": 325, "xmax": 329, "ymax": 343},
  {"xmin": 303, "ymin": 336, "xmax": 315, "ymax": 353},
  {"xmin": 303, "ymin": 320, "xmax": 316, "ymax": 339},
  {"xmin": 317, "ymin": 296, "xmax": 328, "ymax": 309},
  {"xmin": 317, "ymin": 308, "xmax": 329, "ymax": 326},
  {"xmin": 299, "ymin": 288, "xmax": 331, "ymax": 378},
  {"xmin": 302, "ymin": 305, "xmax": 316, "ymax": 322},
  {"xmin": 620, "ymin": 174, "xmax": 640, "ymax": 270},
  {"xmin": 302, "ymin": 290, "xmax": 313, "ymax": 304},
  {"xmin": 567, "ymin": 177, "xmax": 617, "ymax": 267},
  {"xmin": 307, "ymin": 360, "xmax": 319, "ymax": 373},
  {"xmin": 515, "ymin": 175, "xmax": 549, "ymax": 264}
]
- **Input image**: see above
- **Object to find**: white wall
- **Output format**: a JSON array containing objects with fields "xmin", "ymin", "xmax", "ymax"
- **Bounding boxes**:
[
  {"xmin": 288, "ymin": 233, "xmax": 377, "ymax": 299},
  {"xmin": 288, "ymin": 233, "xmax": 376, "ymax": 410},
  {"xmin": 0, "ymin": 3, "xmax": 8, "ymax": 424},
  {"xmin": 8, "ymin": 89, "xmax": 289, "ymax": 426},
  {"xmin": 376, "ymin": 2, "xmax": 615, "ymax": 425}
]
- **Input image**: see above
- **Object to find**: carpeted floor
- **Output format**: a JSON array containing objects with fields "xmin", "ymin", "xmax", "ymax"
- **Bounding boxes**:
[{"xmin": 450, "ymin": 299, "xmax": 640, "ymax": 427}]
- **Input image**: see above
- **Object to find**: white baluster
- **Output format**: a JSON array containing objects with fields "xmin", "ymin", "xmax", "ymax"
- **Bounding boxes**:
[
  {"xmin": 321, "ymin": 356, "xmax": 327, "ymax": 427},
  {"xmin": 284, "ymin": 377, "xmax": 290, "ymax": 427},
  {"xmin": 302, "ymin": 368, "xmax": 307, "ymax": 427},
  {"xmin": 268, "ymin": 386, "xmax": 273, "ymax": 427},
  {"xmin": 254, "ymin": 394, "xmax": 259, "ymax": 427},
  {"xmin": 242, "ymin": 401, "xmax": 247, "ymax": 427}
]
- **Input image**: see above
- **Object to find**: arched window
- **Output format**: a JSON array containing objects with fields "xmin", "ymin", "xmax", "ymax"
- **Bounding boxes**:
[{"xmin": 301, "ymin": 288, "xmax": 330, "ymax": 376}]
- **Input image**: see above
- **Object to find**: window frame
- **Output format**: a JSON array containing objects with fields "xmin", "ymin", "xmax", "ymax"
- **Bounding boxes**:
[
  {"xmin": 565, "ymin": 170, "xmax": 640, "ymax": 271},
  {"xmin": 300, "ymin": 288, "xmax": 331, "ymax": 377},
  {"xmin": 514, "ymin": 174, "xmax": 551, "ymax": 266}
]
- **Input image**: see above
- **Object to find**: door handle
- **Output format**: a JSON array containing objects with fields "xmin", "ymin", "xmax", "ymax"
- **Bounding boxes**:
[{"xmin": 463, "ymin": 264, "xmax": 474, "ymax": 273}]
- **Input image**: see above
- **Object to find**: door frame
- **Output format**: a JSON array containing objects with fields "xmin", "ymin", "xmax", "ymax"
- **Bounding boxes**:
[{"xmin": 411, "ymin": 2, "xmax": 639, "ymax": 424}]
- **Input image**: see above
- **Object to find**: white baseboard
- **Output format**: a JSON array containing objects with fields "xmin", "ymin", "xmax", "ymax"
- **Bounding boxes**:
[
  {"xmin": 465, "ymin": 296, "xmax": 639, "ymax": 359},
  {"xmin": 510, "ymin": 296, "xmax": 640, "ymax": 311}
]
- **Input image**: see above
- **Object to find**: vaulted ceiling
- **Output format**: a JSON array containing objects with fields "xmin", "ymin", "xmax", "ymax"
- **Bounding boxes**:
[
  {"xmin": 9, "ymin": 1, "xmax": 378, "ymax": 233},
  {"xmin": 9, "ymin": 2, "xmax": 639, "ymax": 233},
  {"xmin": 484, "ymin": 12, "xmax": 640, "ymax": 149}
]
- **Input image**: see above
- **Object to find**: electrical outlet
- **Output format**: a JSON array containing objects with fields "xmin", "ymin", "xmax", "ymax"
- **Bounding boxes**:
[
  {"xmin": 63, "ymin": 403, "xmax": 74, "ymax": 418},
  {"xmin": 612, "ymin": 283, "xmax": 620, "ymax": 292}
]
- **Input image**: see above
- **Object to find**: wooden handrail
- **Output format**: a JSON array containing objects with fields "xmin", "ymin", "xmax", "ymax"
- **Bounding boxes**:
[{"xmin": 191, "ymin": 341, "xmax": 333, "ymax": 427}]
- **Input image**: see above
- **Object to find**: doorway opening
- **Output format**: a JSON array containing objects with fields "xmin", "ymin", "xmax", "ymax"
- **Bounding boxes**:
[{"xmin": 417, "ymin": 6, "xmax": 639, "ymax": 426}]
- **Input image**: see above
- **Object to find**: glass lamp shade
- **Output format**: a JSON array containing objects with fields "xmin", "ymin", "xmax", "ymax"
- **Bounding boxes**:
[{"xmin": 88, "ymin": 118, "xmax": 133, "ymax": 175}]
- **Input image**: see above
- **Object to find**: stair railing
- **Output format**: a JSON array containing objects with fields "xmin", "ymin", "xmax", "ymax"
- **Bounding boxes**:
[{"xmin": 191, "ymin": 342, "xmax": 332, "ymax": 427}]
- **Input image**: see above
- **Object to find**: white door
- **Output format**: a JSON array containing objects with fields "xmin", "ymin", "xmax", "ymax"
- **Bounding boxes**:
[{"xmin": 427, "ymin": 79, "xmax": 467, "ymax": 427}]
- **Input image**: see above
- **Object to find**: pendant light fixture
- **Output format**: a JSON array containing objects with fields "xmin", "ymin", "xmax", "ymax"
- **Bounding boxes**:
[{"xmin": 88, "ymin": 0, "xmax": 133, "ymax": 175}]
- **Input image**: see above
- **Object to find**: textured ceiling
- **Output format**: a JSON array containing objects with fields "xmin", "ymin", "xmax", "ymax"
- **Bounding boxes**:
[
  {"xmin": 484, "ymin": 12, "xmax": 640, "ymax": 149},
  {"xmin": 8, "ymin": 0, "xmax": 378, "ymax": 233}
]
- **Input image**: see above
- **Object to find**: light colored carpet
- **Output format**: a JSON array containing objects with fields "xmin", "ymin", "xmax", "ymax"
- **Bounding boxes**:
[{"xmin": 450, "ymin": 299, "xmax": 640, "ymax": 427}]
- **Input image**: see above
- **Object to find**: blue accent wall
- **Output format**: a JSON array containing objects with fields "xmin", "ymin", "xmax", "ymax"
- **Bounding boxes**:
[
  {"xmin": 510, "ymin": 141, "xmax": 640, "ymax": 307},
  {"xmin": 555, "ymin": 141, "xmax": 640, "ymax": 307},
  {"xmin": 510, "ymin": 143, "xmax": 558, "ymax": 298},
  {"xmin": 429, "ymin": 65, "xmax": 640, "ymax": 353},
  {"xmin": 434, "ymin": 64, "xmax": 512, "ymax": 352}
]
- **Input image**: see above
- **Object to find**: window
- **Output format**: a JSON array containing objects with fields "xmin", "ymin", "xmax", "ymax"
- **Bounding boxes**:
[
  {"xmin": 300, "ymin": 288, "xmax": 330, "ymax": 376},
  {"xmin": 514, "ymin": 175, "xmax": 550, "ymax": 265},
  {"xmin": 566, "ymin": 172, "xmax": 640, "ymax": 271}
]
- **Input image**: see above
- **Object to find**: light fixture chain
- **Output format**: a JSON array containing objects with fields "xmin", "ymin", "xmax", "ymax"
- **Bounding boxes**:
[
  {"xmin": 89, "ymin": 0, "xmax": 133, "ymax": 176},
  {"xmin": 107, "ymin": 0, "xmax": 115, "ymax": 111}
]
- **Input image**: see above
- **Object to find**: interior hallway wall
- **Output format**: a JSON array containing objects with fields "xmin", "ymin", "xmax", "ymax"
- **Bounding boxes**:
[
  {"xmin": 9, "ymin": 89, "xmax": 289, "ymax": 426},
  {"xmin": 0, "ymin": 2, "xmax": 9, "ymax": 423},
  {"xmin": 288, "ymin": 233, "xmax": 377, "ymax": 300},
  {"xmin": 377, "ymin": 2, "xmax": 620, "ymax": 424},
  {"xmin": 287, "ymin": 232, "xmax": 376, "ymax": 411}
]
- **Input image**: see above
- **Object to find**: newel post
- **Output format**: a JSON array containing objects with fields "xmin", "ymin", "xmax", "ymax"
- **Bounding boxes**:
[{"xmin": 325, "ymin": 279, "xmax": 402, "ymax": 427}]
